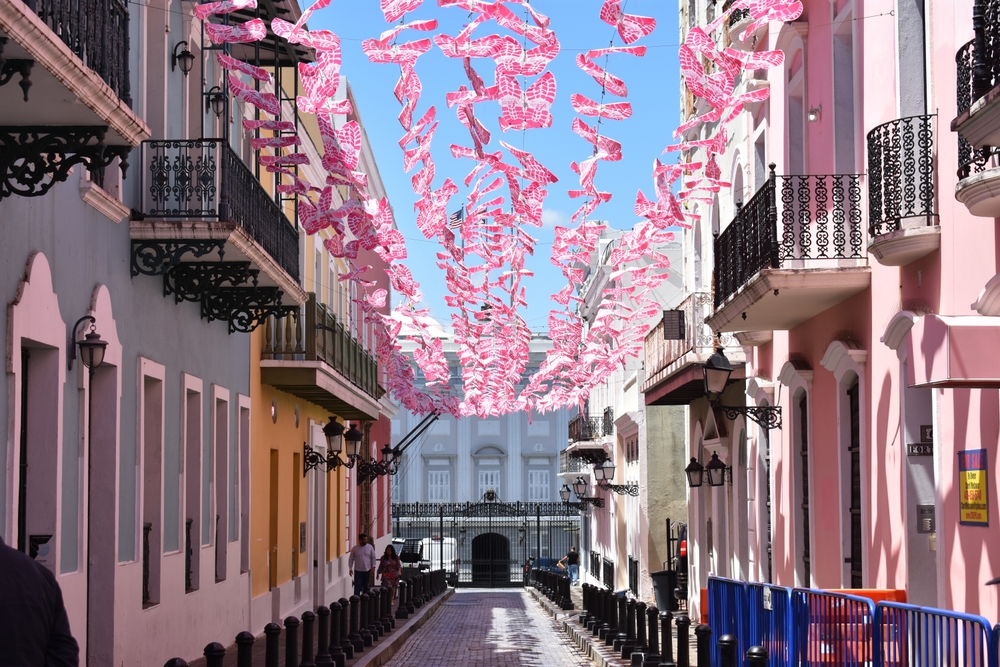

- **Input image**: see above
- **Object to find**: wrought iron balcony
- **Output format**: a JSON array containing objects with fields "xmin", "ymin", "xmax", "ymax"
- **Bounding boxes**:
[
  {"xmin": 709, "ymin": 165, "xmax": 869, "ymax": 333},
  {"xmin": 568, "ymin": 415, "xmax": 603, "ymax": 443},
  {"xmin": 26, "ymin": 0, "xmax": 132, "ymax": 104},
  {"xmin": 260, "ymin": 293, "xmax": 383, "ymax": 420},
  {"xmin": 559, "ymin": 449, "xmax": 586, "ymax": 475},
  {"xmin": 953, "ymin": 1, "xmax": 1000, "ymax": 181},
  {"xmin": 866, "ymin": 114, "xmax": 939, "ymax": 266},
  {"xmin": 136, "ymin": 139, "xmax": 299, "ymax": 283}
]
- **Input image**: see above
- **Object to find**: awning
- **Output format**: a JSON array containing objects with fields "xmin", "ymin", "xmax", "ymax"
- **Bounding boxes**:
[{"xmin": 906, "ymin": 314, "xmax": 1000, "ymax": 388}]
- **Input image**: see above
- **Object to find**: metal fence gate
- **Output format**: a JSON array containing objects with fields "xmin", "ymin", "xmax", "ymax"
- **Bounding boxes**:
[{"xmin": 392, "ymin": 498, "xmax": 580, "ymax": 588}]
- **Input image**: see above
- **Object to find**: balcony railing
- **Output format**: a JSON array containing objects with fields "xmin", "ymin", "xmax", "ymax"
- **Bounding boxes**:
[
  {"xmin": 138, "ymin": 139, "xmax": 300, "ymax": 282},
  {"xmin": 713, "ymin": 165, "xmax": 864, "ymax": 308},
  {"xmin": 643, "ymin": 292, "xmax": 711, "ymax": 389},
  {"xmin": 867, "ymin": 115, "xmax": 937, "ymax": 236},
  {"xmin": 568, "ymin": 415, "xmax": 603, "ymax": 443},
  {"xmin": 957, "ymin": 39, "xmax": 1000, "ymax": 179},
  {"xmin": 261, "ymin": 293, "xmax": 382, "ymax": 400},
  {"xmin": 28, "ymin": 0, "xmax": 132, "ymax": 104},
  {"xmin": 559, "ymin": 449, "xmax": 586, "ymax": 475}
]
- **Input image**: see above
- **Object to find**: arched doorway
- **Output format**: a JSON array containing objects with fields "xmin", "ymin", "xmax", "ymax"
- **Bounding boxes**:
[{"xmin": 471, "ymin": 532, "xmax": 511, "ymax": 587}]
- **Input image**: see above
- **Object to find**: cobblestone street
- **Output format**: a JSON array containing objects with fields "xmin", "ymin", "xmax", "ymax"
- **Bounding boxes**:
[{"xmin": 383, "ymin": 590, "xmax": 593, "ymax": 667}]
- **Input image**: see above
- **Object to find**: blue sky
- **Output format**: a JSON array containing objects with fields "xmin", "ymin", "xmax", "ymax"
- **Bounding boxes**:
[{"xmin": 314, "ymin": 1, "xmax": 681, "ymax": 332}]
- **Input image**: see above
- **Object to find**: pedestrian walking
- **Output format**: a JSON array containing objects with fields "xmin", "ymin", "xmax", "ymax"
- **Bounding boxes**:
[
  {"xmin": 377, "ymin": 544, "xmax": 402, "ymax": 600},
  {"xmin": 348, "ymin": 532, "xmax": 378, "ymax": 597},
  {"xmin": 559, "ymin": 546, "xmax": 580, "ymax": 584},
  {"xmin": 0, "ymin": 535, "xmax": 79, "ymax": 666}
]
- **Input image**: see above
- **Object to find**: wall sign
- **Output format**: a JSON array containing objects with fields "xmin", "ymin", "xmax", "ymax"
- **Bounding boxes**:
[
  {"xmin": 958, "ymin": 449, "xmax": 989, "ymax": 526},
  {"xmin": 920, "ymin": 425, "xmax": 933, "ymax": 443},
  {"xmin": 907, "ymin": 444, "xmax": 933, "ymax": 456}
]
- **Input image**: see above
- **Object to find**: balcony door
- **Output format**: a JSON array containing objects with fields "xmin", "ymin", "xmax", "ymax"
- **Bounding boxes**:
[{"xmin": 846, "ymin": 382, "xmax": 863, "ymax": 588}]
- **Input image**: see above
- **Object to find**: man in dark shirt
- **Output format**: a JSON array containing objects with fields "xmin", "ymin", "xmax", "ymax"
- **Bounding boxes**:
[
  {"xmin": 0, "ymin": 535, "xmax": 79, "ymax": 666},
  {"xmin": 559, "ymin": 546, "xmax": 580, "ymax": 585}
]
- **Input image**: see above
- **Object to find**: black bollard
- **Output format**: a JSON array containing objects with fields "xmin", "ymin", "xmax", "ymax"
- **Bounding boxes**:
[
  {"xmin": 659, "ymin": 609, "xmax": 673, "ymax": 665},
  {"xmin": 300, "ymin": 611, "xmax": 316, "ymax": 667},
  {"xmin": 746, "ymin": 646, "xmax": 768, "ymax": 666},
  {"xmin": 285, "ymin": 616, "xmax": 300, "ymax": 667},
  {"xmin": 642, "ymin": 605, "xmax": 661, "ymax": 666},
  {"xmin": 358, "ymin": 593, "xmax": 373, "ymax": 647},
  {"xmin": 367, "ymin": 590, "xmax": 381, "ymax": 640},
  {"xmin": 718, "ymin": 635, "xmax": 738, "ymax": 667},
  {"xmin": 636, "ymin": 601, "xmax": 648, "ymax": 652},
  {"xmin": 164, "ymin": 660, "xmax": 188, "ymax": 667},
  {"xmin": 382, "ymin": 586, "xmax": 395, "ymax": 631},
  {"xmin": 620, "ymin": 598, "xmax": 637, "ymax": 659},
  {"xmin": 235, "ymin": 631, "xmax": 255, "ymax": 667},
  {"xmin": 612, "ymin": 595, "xmax": 628, "ymax": 649},
  {"xmin": 338, "ymin": 597, "xmax": 354, "ymax": 659},
  {"xmin": 264, "ymin": 622, "xmax": 282, "ymax": 667},
  {"xmin": 674, "ymin": 614, "xmax": 691, "ymax": 667},
  {"xmin": 396, "ymin": 580, "xmax": 410, "ymax": 619},
  {"xmin": 203, "ymin": 642, "xmax": 226, "ymax": 667},
  {"xmin": 315, "ymin": 606, "xmax": 333, "ymax": 667},
  {"xmin": 405, "ymin": 575, "xmax": 416, "ymax": 614},
  {"xmin": 330, "ymin": 601, "xmax": 346, "ymax": 667},
  {"xmin": 348, "ymin": 595, "xmax": 364, "ymax": 653},
  {"xmin": 695, "ymin": 624, "xmax": 712, "ymax": 667}
]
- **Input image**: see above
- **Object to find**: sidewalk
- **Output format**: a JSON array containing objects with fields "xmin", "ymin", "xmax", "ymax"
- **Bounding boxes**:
[
  {"xmin": 183, "ymin": 590, "xmax": 452, "ymax": 667},
  {"xmin": 534, "ymin": 583, "xmax": 699, "ymax": 667}
]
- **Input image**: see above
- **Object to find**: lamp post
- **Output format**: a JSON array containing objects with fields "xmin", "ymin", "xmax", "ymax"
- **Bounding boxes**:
[
  {"xmin": 75, "ymin": 316, "xmax": 106, "ymax": 662},
  {"xmin": 702, "ymin": 347, "xmax": 781, "ymax": 429},
  {"xmin": 567, "ymin": 477, "xmax": 605, "ymax": 509}
]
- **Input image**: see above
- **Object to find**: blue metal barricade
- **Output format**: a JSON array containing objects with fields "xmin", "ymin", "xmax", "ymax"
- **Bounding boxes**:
[
  {"xmin": 793, "ymin": 588, "xmax": 875, "ymax": 666},
  {"xmin": 746, "ymin": 583, "xmax": 795, "ymax": 667},
  {"xmin": 709, "ymin": 576, "xmax": 750, "ymax": 665},
  {"xmin": 876, "ymin": 601, "xmax": 997, "ymax": 667}
]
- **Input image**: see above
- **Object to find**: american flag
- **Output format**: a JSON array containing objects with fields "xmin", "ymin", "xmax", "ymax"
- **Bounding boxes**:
[{"xmin": 447, "ymin": 207, "xmax": 465, "ymax": 229}]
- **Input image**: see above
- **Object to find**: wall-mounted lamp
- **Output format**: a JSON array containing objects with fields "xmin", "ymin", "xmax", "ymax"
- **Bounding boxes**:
[
  {"xmin": 206, "ymin": 85, "xmax": 226, "ymax": 117},
  {"xmin": 685, "ymin": 452, "xmax": 732, "ymax": 489},
  {"xmin": 594, "ymin": 459, "xmax": 639, "ymax": 496},
  {"xmin": 69, "ymin": 316, "xmax": 107, "ymax": 371},
  {"xmin": 807, "ymin": 105, "xmax": 822, "ymax": 122},
  {"xmin": 304, "ymin": 418, "xmax": 372, "ymax": 475},
  {"xmin": 562, "ymin": 478, "xmax": 604, "ymax": 509},
  {"xmin": 702, "ymin": 346, "xmax": 782, "ymax": 429},
  {"xmin": 172, "ymin": 41, "xmax": 195, "ymax": 76}
]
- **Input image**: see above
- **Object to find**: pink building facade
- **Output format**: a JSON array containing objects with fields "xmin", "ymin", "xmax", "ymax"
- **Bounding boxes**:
[{"xmin": 650, "ymin": 0, "xmax": 1000, "ymax": 621}]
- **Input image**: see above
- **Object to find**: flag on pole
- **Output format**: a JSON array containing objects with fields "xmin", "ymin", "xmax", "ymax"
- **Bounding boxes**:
[{"xmin": 447, "ymin": 207, "xmax": 465, "ymax": 229}]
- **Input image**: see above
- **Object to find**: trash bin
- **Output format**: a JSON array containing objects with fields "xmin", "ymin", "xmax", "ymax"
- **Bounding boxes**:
[{"xmin": 650, "ymin": 569, "xmax": 678, "ymax": 612}]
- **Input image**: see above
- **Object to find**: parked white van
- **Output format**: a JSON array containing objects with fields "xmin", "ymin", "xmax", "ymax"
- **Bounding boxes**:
[{"xmin": 419, "ymin": 537, "xmax": 457, "ymax": 573}]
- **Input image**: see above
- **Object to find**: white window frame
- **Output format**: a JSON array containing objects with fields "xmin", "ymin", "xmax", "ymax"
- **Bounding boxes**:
[{"xmin": 527, "ymin": 470, "xmax": 549, "ymax": 502}]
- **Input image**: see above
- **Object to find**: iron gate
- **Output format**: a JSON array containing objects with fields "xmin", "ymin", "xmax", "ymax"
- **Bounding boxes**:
[{"xmin": 392, "ymin": 497, "xmax": 580, "ymax": 588}]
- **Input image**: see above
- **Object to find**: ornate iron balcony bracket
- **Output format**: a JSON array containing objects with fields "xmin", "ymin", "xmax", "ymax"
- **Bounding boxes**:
[
  {"xmin": 163, "ymin": 262, "xmax": 257, "ymax": 303},
  {"xmin": 717, "ymin": 403, "xmax": 782, "ymax": 430},
  {"xmin": 0, "ymin": 127, "xmax": 131, "ymax": 200},
  {"xmin": 131, "ymin": 240, "xmax": 227, "ymax": 277},
  {"xmin": 579, "ymin": 496, "xmax": 605, "ymax": 509},
  {"xmin": 202, "ymin": 287, "xmax": 297, "ymax": 334},
  {"xmin": 598, "ymin": 481, "xmax": 640, "ymax": 497},
  {"xmin": 0, "ymin": 59, "xmax": 34, "ymax": 102}
]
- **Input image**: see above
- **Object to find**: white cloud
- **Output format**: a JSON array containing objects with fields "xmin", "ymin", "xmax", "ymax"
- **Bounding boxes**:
[{"xmin": 541, "ymin": 208, "xmax": 567, "ymax": 227}]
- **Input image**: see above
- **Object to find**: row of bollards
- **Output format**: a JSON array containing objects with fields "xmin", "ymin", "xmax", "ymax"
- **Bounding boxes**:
[
  {"xmin": 531, "ymin": 568, "xmax": 574, "ymax": 610},
  {"xmin": 163, "ymin": 569, "xmax": 448, "ymax": 667},
  {"xmin": 577, "ymin": 583, "xmax": 769, "ymax": 667}
]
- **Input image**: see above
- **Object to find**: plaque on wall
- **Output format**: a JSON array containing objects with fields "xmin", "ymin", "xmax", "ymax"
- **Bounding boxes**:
[
  {"xmin": 920, "ymin": 425, "xmax": 933, "ymax": 443},
  {"xmin": 907, "ymin": 443, "xmax": 933, "ymax": 456},
  {"xmin": 916, "ymin": 505, "xmax": 935, "ymax": 534}
]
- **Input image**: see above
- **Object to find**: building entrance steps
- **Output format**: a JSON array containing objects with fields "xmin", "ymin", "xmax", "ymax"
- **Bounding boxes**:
[{"xmin": 382, "ymin": 589, "xmax": 592, "ymax": 667}]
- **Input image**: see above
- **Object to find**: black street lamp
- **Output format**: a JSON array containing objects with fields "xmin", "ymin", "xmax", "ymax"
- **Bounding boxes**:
[
  {"xmin": 684, "ymin": 452, "xmax": 731, "ymax": 489},
  {"xmin": 702, "ymin": 347, "xmax": 782, "ymax": 429},
  {"xmin": 206, "ymin": 86, "xmax": 226, "ymax": 117},
  {"xmin": 305, "ymin": 418, "xmax": 364, "ymax": 475},
  {"xmin": 568, "ymin": 477, "xmax": 605, "ymax": 509},
  {"xmin": 595, "ymin": 459, "xmax": 638, "ymax": 497},
  {"xmin": 684, "ymin": 458, "xmax": 705, "ymax": 488},
  {"xmin": 172, "ymin": 41, "xmax": 195, "ymax": 75}
]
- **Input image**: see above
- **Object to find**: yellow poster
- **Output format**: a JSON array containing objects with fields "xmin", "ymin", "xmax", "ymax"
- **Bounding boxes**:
[{"xmin": 958, "ymin": 449, "xmax": 988, "ymax": 526}]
